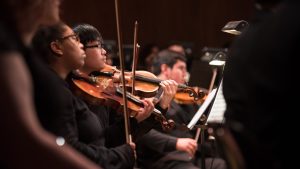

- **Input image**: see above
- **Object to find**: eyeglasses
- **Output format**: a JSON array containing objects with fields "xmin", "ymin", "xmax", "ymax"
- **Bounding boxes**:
[
  {"xmin": 84, "ymin": 44, "xmax": 105, "ymax": 50},
  {"xmin": 58, "ymin": 34, "xmax": 80, "ymax": 43}
]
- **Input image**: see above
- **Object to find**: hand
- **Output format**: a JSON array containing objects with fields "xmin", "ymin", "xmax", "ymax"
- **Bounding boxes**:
[
  {"xmin": 101, "ymin": 79, "xmax": 116, "ymax": 94},
  {"xmin": 159, "ymin": 80, "xmax": 178, "ymax": 109},
  {"xmin": 112, "ymin": 72, "xmax": 131, "ymax": 83},
  {"xmin": 134, "ymin": 98, "xmax": 154, "ymax": 123},
  {"xmin": 129, "ymin": 142, "xmax": 136, "ymax": 151},
  {"xmin": 176, "ymin": 138, "xmax": 197, "ymax": 157}
]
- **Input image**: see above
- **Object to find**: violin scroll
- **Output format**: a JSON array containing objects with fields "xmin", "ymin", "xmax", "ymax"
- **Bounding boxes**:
[
  {"xmin": 174, "ymin": 86, "xmax": 208, "ymax": 105},
  {"xmin": 152, "ymin": 109, "xmax": 175, "ymax": 131}
]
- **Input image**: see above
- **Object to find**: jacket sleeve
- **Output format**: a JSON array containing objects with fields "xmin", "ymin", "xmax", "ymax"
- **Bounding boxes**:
[{"xmin": 137, "ymin": 129, "xmax": 177, "ymax": 153}]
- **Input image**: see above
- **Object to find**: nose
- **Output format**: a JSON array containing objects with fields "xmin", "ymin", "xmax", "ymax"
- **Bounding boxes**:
[
  {"xmin": 79, "ymin": 42, "xmax": 84, "ymax": 50},
  {"xmin": 102, "ymin": 48, "xmax": 107, "ymax": 55}
]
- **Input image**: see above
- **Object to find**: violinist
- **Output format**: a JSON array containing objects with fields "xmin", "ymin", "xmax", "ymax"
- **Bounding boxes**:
[
  {"xmin": 32, "ymin": 22, "xmax": 153, "ymax": 169},
  {"xmin": 72, "ymin": 23, "xmax": 180, "ymax": 168},
  {"xmin": 72, "ymin": 24, "xmax": 178, "ymax": 135},
  {"xmin": 74, "ymin": 24, "xmax": 202, "ymax": 169},
  {"xmin": 137, "ymin": 50, "xmax": 227, "ymax": 169}
]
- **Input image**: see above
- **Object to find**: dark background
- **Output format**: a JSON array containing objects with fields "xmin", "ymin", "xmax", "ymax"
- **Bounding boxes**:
[{"xmin": 61, "ymin": 0, "xmax": 254, "ymax": 88}]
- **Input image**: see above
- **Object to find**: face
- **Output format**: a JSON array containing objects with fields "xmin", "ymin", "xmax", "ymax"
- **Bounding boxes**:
[
  {"xmin": 83, "ymin": 40, "xmax": 107, "ymax": 71},
  {"xmin": 167, "ymin": 60, "xmax": 187, "ymax": 84},
  {"xmin": 59, "ymin": 26, "xmax": 86, "ymax": 70}
]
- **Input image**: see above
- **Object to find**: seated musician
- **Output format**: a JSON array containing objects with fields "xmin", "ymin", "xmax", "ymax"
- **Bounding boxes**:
[
  {"xmin": 32, "ymin": 22, "xmax": 154, "ymax": 169},
  {"xmin": 141, "ymin": 49, "xmax": 227, "ymax": 169},
  {"xmin": 73, "ymin": 24, "xmax": 206, "ymax": 169},
  {"xmin": 72, "ymin": 23, "xmax": 179, "ymax": 138}
]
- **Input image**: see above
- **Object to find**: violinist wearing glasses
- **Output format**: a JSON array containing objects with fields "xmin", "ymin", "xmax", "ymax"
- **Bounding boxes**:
[
  {"xmin": 32, "ymin": 22, "xmax": 154, "ymax": 169},
  {"xmin": 72, "ymin": 23, "xmax": 178, "ymax": 119}
]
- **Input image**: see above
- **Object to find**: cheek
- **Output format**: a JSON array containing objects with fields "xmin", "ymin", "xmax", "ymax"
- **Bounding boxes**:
[
  {"xmin": 85, "ymin": 55, "xmax": 97, "ymax": 66},
  {"xmin": 171, "ymin": 70, "xmax": 184, "ymax": 82},
  {"xmin": 85, "ymin": 52, "xmax": 102, "ymax": 67}
]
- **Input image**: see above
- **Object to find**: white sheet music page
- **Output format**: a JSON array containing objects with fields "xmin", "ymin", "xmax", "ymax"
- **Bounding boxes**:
[
  {"xmin": 207, "ymin": 80, "xmax": 226, "ymax": 124},
  {"xmin": 187, "ymin": 88, "xmax": 217, "ymax": 130}
]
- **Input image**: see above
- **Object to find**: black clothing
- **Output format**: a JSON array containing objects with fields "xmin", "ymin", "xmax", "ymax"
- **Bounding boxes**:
[
  {"xmin": 87, "ymin": 104, "xmax": 139, "ymax": 148},
  {"xmin": 136, "ymin": 102, "xmax": 199, "ymax": 169},
  {"xmin": 167, "ymin": 101, "xmax": 198, "ymax": 138},
  {"xmin": 26, "ymin": 54, "xmax": 134, "ymax": 169},
  {"xmin": 167, "ymin": 101, "xmax": 227, "ymax": 169},
  {"xmin": 136, "ymin": 129, "xmax": 189, "ymax": 169},
  {"xmin": 69, "ymin": 93, "xmax": 135, "ymax": 169},
  {"xmin": 223, "ymin": 2, "xmax": 300, "ymax": 169}
]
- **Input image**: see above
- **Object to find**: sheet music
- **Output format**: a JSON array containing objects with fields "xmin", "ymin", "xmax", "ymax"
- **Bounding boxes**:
[
  {"xmin": 187, "ymin": 88, "xmax": 217, "ymax": 130},
  {"xmin": 207, "ymin": 80, "xmax": 226, "ymax": 124}
]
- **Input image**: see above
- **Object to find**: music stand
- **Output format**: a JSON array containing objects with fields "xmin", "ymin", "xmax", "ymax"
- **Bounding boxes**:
[
  {"xmin": 187, "ymin": 88, "xmax": 217, "ymax": 130},
  {"xmin": 187, "ymin": 88, "xmax": 217, "ymax": 169}
]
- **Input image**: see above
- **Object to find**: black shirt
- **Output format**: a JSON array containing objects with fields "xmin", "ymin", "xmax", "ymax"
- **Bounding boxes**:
[{"xmin": 25, "ymin": 53, "xmax": 134, "ymax": 169}]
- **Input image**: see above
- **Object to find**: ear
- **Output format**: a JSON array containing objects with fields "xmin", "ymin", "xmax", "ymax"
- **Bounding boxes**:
[
  {"xmin": 161, "ymin": 64, "xmax": 169, "ymax": 75},
  {"xmin": 50, "ymin": 41, "xmax": 63, "ymax": 56}
]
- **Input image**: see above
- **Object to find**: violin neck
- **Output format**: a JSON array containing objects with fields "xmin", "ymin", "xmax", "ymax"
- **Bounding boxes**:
[
  {"xmin": 178, "ymin": 84, "xmax": 188, "ymax": 89},
  {"xmin": 135, "ymin": 74, "xmax": 161, "ymax": 85},
  {"xmin": 116, "ymin": 87, "xmax": 143, "ymax": 106},
  {"xmin": 90, "ymin": 71, "xmax": 114, "ymax": 77},
  {"xmin": 116, "ymin": 87, "xmax": 161, "ymax": 114}
]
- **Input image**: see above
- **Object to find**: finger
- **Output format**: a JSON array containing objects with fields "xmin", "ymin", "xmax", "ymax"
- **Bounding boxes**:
[
  {"xmin": 188, "ymin": 145, "xmax": 196, "ymax": 155},
  {"xmin": 129, "ymin": 142, "xmax": 136, "ymax": 150},
  {"xmin": 142, "ymin": 101, "xmax": 151, "ymax": 114},
  {"xmin": 147, "ymin": 99, "xmax": 154, "ymax": 110},
  {"xmin": 168, "ymin": 80, "xmax": 178, "ymax": 93},
  {"xmin": 171, "ymin": 80, "xmax": 178, "ymax": 86},
  {"xmin": 144, "ymin": 99, "xmax": 154, "ymax": 113},
  {"xmin": 186, "ymin": 147, "xmax": 193, "ymax": 156},
  {"xmin": 189, "ymin": 141, "xmax": 197, "ymax": 149},
  {"xmin": 142, "ymin": 100, "xmax": 149, "ymax": 107},
  {"xmin": 160, "ymin": 82, "xmax": 166, "ymax": 89},
  {"xmin": 163, "ymin": 80, "xmax": 172, "ymax": 94},
  {"xmin": 138, "ymin": 108, "xmax": 145, "ymax": 114},
  {"xmin": 169, "ymin": 80, "xmax": 178, "ymax": 93}
]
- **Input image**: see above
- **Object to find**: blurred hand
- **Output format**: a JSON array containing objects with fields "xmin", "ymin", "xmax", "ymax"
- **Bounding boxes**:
[
  {"xmin": 176, "ymin": 138, "xmax": 197, "ymax": 157},
  {"xmin": 134, "ymin": 98, "xmax": 154, "ymax": 123},
  {"xmin": 129, "ymin": 142, "xmax": 136, "ymax": 151},
  {"xmin": 159, "ymin": 80, "xmax": 178, "ymax": 109},
  {"xmin": 101, "ymin": 79, "xmax": 116, "ymax": 94}
]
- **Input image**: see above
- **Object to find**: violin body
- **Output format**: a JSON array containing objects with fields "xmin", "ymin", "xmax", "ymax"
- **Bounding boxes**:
[
  {"xmin": 71, "ymin": 79, "xmax": 139, "ymax": 116},
  {"xmin": 126, "ymin": 70, "xmax": 159, "ymax": 98},
  {"xmin": 70, "ymin": 74, "xmax": 174, "ymax": 131},
  {"xmin": 91, "ymin": 69, "xmax": 160, "ymax": 98},
  {"xmin": 91, "ymin": 65, "xmax": 204, "ymax": 101}
]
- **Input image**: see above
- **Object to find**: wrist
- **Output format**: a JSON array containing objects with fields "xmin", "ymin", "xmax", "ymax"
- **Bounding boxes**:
[
  {"xmin": 159, "ymin": 102, "xmax": 169, "ymax": 110},
  {"xmin": 155, "ymin": 104, "xmax": 168, "ymax": 115}
]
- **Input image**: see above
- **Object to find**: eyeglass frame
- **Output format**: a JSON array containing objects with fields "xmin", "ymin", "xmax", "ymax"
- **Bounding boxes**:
[
  {"xmin": 84, "ymin": 44, "xmax": 105, "ymax": 50},
  {"xmin": 57, "ymin": 34, "xmax": 80, "ymax": 43}
]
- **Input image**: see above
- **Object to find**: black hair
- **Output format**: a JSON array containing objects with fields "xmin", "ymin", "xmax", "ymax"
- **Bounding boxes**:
[
  {"xmin": 72, "ymin": 24, "xmax": 103, "ymax": 47},
  {"xmin": 166, "ymin": 41, "xmax": 184, "ymax": 49},
  {"xmin": 32, "ymin": 22, "xmax": 66, "ymax": 64},
  {"xmin": 152, "ymin": 49, "xmax": 186, "ymax": 75}
]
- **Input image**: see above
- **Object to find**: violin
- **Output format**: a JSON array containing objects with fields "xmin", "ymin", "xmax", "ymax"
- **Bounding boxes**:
[
  {"xmin": 90, "ymin": 64, "xmax": 205, "ymax": 101},
  {"xmin": 174, "ymin": 87, "xmax": 208, "ymax": 105},
  {"xmin": 69, "ymin": 71, "xmax": 175, "ymax": 131}
]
